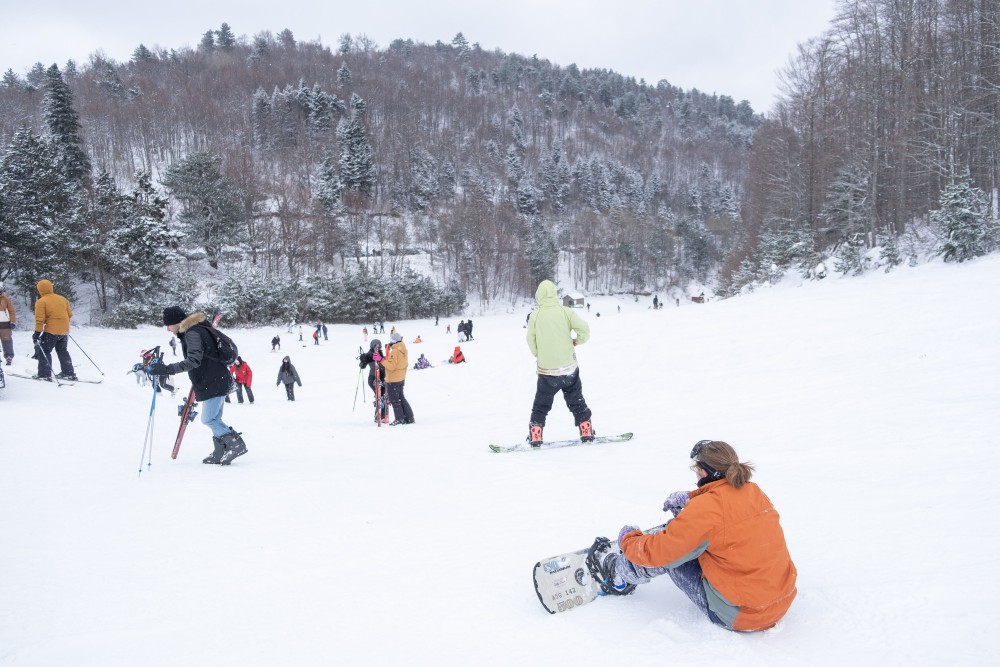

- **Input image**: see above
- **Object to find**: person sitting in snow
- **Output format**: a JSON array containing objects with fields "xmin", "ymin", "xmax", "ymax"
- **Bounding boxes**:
[
  {"xmin": 586, "ymin": 439, "xmax": 797, "ymax": 632},
  {"xmin": 413, "ymin": 353, "xmax": 433, "ymax": 370},
  {"xmin": 449, "ymin": 346, "xmax": 466, "ymax": 364}
]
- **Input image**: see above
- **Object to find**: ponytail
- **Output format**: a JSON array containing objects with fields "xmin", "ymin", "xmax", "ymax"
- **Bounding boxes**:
[{"xmin": 695, "ymin": 441, "xmax": 755, "ymax": 489}]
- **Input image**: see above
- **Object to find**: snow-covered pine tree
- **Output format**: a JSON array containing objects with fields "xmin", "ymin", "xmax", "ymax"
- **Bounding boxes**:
[
  {"xmin": 337, "ymin": 63, "xmax": 352, "ymax": 85},
  {"xmin": 161, "ymin": 151, "xmax": 244, "ymax": 268},
  {"xmin": 0, "ymin": 127, "xmax": 82, "ymax": 297},
  {"xmin": 43, "ymin": 64, "xmax": 91, "ymax": 184},
  {"xmin": 337, "ymin": 94, "xmax": 377, "ymax": 198},
  {"xmin": 522, "ymin": 215, "xmax": 557, "ymax": 286},
  {"xmin": 933, "ymin": 175, "xmax": 998, "ymax": 262},
  {"xmin": 217, "ymin": 23, "xmax": 237, "ymax": 50}
]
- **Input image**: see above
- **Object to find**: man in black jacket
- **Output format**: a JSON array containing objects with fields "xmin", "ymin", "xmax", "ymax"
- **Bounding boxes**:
[{"xmin": 150, "ymin": 307, "xmax": 248, "ymax": 465}]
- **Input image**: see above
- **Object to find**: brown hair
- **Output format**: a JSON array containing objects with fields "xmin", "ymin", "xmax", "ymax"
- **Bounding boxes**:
[{"xmin": 696, "ymin": 441, "xmax": 755, "ymax": 488}]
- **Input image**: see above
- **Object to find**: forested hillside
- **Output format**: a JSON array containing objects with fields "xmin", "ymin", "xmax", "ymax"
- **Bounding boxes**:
[{"xmin": 0, "ymin": 0, "xmax": 997, "ymax": 326}]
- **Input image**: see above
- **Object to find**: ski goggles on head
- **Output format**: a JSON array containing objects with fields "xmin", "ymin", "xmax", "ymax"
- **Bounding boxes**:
[
  {"xmin": 690, "ymin": 440, "xmax": 724, "ymax": 481},
  {"xmin": 690, "ymin": 439, "xmax": 713, "ymax": 461}
]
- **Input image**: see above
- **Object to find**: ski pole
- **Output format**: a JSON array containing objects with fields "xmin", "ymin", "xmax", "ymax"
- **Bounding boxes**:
[
  {"xmin": 353, "ymin": 346, "xmax": 363, "ymax": 411},
  {"xmin": 69, "ymin": 334, "xmax": 105, "ymax": 375},
  {"xmin": 138, "ymin": 354, "xmax": 162, "ymax": 478},
  {"xmin": 32, "ymin": 325, "xmax": 65, "ymax": 387}
]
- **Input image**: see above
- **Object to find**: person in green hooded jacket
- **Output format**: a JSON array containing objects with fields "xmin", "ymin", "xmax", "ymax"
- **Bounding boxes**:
[{"xmin": 525, "ymin": 280, "xmax": 594, "ymax": 446}]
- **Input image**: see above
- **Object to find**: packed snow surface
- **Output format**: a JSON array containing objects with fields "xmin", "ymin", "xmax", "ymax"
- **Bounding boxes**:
[{"xmin": 2, "ymin": 256, "xmax": 998, "ymax": 666}]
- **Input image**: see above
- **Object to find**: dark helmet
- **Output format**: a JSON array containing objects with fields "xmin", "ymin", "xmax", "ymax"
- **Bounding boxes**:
[{"xmin": 370, "ymin": 338, "xmax": 382, "ymax": 350}]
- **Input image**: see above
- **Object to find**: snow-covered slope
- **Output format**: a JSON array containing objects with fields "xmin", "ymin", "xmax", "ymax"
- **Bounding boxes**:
[{"xmin": 1, "ymin": 256, "xmax": 998, "ymax": 666}]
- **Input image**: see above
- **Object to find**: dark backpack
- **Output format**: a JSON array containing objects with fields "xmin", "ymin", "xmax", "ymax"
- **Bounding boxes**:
[{"xmin": 203, "ymin": 325, "xmax": 239, "ymax": 366}]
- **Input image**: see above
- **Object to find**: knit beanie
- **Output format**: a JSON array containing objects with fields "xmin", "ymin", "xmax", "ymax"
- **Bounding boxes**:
[{"xmin": 163, "ymin": 306, "xmax": 187, "ymax": 326}]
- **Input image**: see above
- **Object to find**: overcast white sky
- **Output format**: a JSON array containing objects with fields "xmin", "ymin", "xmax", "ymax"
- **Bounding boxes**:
[{"xmin": 1, "ymin": 0, "xmax": 838, "ymax": 113}]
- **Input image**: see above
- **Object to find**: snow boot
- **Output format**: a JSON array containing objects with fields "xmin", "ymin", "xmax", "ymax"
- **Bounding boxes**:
[
  {"xmin": 585, "ymin": 536, "xmax": 636, "ymax": 596},
  {"xmin": 528, "ymin": 422, "xmax": 543, "ymax": 448},
  {"xmin": 202, "ymin": 436, "xmax": 226, "ymax": 464},
  {"xmin": 218, "ymin": 429, "xmax": 248, "ymax": 465},
  {"xmin": 56, "ymin": 371, "xmax": 78, "ymax": 381},
  {"xmin": 579, "ymin": 420, "xmax": 594, "ymax": 443}
]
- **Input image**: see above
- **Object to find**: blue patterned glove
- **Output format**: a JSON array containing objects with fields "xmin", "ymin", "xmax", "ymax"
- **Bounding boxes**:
[
  {"xmin": 617, "ymin": 525, "xmax": 640, "ymax": 544},
  {"xmin": 662, "ymin": 491, "xmax": 690, "ymax": 515}
]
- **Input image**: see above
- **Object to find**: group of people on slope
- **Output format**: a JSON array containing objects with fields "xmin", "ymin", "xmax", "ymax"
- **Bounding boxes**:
[
  {"xmin": 6, "ymin": 279, "xmax": 799, "ymax": 632},
  {"xmin": 358, "ymin": 332, "xmax": 415, "ymax": 426},
  {"xmin": 0, "ymin": 279, "xmax": 78, "ymax": 381}
]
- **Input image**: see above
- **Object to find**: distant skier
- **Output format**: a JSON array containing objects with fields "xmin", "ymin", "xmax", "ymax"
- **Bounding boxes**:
[
  {"xmin": 322, "ymin": 323, "xmax": 328, "ymax": 341},
  {"xmin": 276, "ymin": 356, "xmax": 302, "ymax": 401},
  {"xmin": 271, "ymin": 335, "xmax": 281, "ymax": 351},
  {"xmin": 229, "ymin": 357, "xmax": 254, "ymax": 404},
  {"xmin": 169, "ymin": 336, "xmax": 177, "ymax": 356},
  {"xmin": 586, "ymin": 440, "xmax": 797, "ymax": 632},
  {"xmin": 525, "ymin": 279, "xmax": 593, "ymax": 447}
]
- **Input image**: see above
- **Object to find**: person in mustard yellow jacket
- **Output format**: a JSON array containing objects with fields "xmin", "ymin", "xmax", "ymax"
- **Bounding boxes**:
[
  {"xmin": 382, "ymin": 332, "xmax": 414, "ymax": 425},
  {"xmin": 32, "ymin": 279, "xmax": 76, "ymax": 380},
  {"xmin": 586, "ymin": 440, "xmax": 797, "ymax": 632},
  {"xmin": 0, "ymin": 281, "xmax": 16, "ymax": 365}
]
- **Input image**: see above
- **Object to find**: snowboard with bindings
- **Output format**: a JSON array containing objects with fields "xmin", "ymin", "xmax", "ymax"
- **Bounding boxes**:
[
  {"xmin": 533, "ymin": 523, "xmax": 667, "ymax": 614},
  {"xmin": 489, "ymin": 432, "xmax": 632, "ymax": 453}
]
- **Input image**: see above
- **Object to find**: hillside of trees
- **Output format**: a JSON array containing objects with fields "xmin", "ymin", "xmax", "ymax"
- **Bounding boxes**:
[{"xmin": 0, "ymin": 0, "xmax": 997, "ymax": 325}]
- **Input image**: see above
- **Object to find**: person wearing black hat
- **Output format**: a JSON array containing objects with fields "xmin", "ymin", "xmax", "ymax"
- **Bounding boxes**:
[{"xmin": 149, "ymin": 307, "xmax": 248, "ymax": 465}]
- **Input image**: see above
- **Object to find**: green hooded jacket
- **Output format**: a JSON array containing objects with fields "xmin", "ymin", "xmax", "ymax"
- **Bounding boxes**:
[{"xmin": 526, "ymin": 280, "xmax": 590, "ymax": 375}]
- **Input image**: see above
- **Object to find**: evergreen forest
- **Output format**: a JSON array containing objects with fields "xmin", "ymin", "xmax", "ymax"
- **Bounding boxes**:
[{"xmin": 0, "ymin": 0, "xmax": 997, "ymax": 326}]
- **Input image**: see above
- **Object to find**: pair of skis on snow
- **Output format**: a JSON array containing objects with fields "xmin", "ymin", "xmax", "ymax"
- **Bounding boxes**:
[{"xmin": 7, "ymin": 371, "xmax": 102, "ymax": 386}]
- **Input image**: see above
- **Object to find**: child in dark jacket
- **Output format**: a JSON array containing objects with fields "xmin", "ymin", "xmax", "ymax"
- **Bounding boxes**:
[{"xmin": 276, "ymin": 356, "xmax": 302, "ymax": 400}]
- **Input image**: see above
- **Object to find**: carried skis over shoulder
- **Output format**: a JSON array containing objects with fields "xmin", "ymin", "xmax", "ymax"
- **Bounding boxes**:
[
  {"xmin": 489, "ymin": 432, "xmax": 632, "ymax": 453},
  {"xmin": 171, "ymin": 312, "xmax": 223, "ymax": 459}
]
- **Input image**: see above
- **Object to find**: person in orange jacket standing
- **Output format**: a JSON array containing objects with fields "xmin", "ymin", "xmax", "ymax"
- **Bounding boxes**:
[
  {"xmin": 383, "ymin": 332, "xmax": 414, "ymax": 425},
  {"xmin": 32, "ymin": 279, "xmax": 76, "ymax": 381},
  {"xmin": 586, "ymin": 440, "xmax": 797, "ymax": 632}
]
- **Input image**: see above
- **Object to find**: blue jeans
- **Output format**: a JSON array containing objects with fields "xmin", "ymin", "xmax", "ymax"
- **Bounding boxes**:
[
  {"xmin": 616, "ymin": 554, "xmax": 729, "ymax": 629},
  {"xmin": 200, "ymin": 396, "xmax": 231, "ymax": 437}
]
